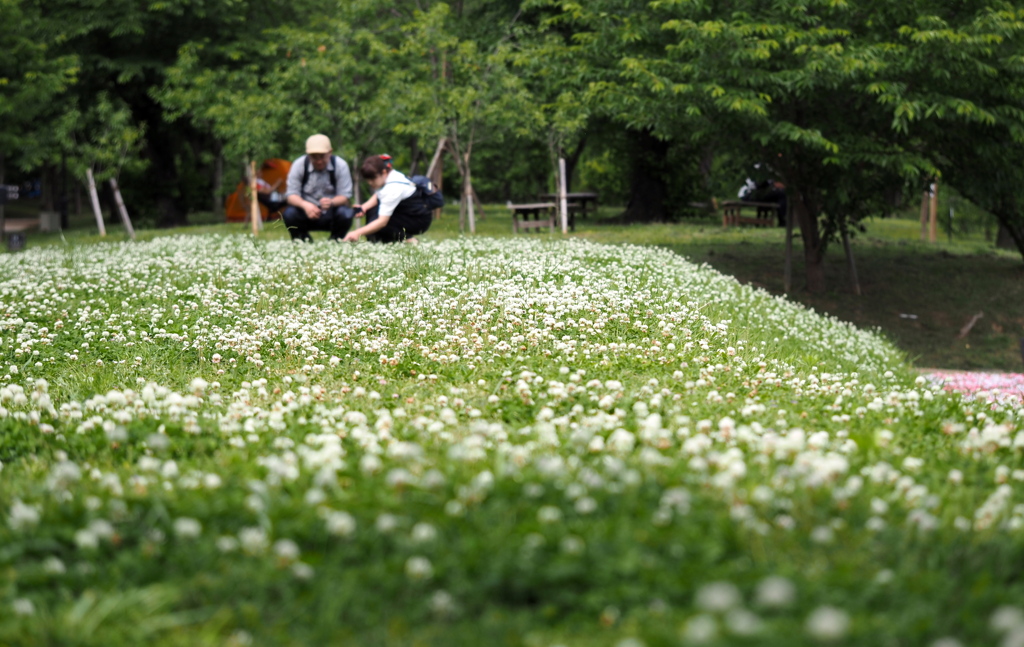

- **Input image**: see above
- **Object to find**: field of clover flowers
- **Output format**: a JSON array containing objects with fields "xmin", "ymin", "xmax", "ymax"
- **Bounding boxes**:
[{"xmin": 1, "ymin": 234, "xmax": 1024, "ymax": 647}]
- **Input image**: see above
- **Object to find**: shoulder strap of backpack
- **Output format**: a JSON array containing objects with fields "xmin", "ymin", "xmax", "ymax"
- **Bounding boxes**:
[
  {"xmin": 301, "ymin": 155, "xmax": 339, "ymax": 195},
  {"xmin": 327, "ymin": 156, "xmax": 338, "ymax": 194}
]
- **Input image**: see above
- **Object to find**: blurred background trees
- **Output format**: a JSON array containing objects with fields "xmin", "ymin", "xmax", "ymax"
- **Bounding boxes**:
[{"xmin": 2, "ymin": 0, "xmax": 1023, "ymax": 286}]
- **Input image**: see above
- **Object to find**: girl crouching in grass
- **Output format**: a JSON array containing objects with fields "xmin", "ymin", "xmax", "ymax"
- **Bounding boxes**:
[{"xmin": 344, "ymin": 155, "xmax": 434, "ymax": 244}]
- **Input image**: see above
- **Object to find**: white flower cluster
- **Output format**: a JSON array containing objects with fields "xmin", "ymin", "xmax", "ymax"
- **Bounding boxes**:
[{"xmin": 0, "ymin": 235, "xmax": 1020, "ymax": 640}]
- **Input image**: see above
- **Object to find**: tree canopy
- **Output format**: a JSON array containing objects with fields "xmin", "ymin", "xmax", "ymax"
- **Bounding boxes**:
[{"xmin": 4, "ymin": 0, "xmax": 1024, "ymax": 286}]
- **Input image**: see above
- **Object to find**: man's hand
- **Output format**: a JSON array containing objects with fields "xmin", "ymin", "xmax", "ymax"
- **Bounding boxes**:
[
  {"xmin": 318, "ymin": 197, "xmax": 333, "ymax": 210},
  {"xmin": 343, "ymin": 230, "xmax": 361, "ymax": 242},
  {"xmin": 304, "ymin": 202, "xmax": 322, "ymax": 220}
]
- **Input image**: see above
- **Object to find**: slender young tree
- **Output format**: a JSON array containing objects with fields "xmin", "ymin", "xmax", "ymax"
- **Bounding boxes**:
[{"xmin": 390, "ymin": 3, "xmax": 543, "ymax": 231}]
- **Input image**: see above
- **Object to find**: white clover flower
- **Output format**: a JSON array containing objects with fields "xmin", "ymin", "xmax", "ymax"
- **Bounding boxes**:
[
  {"xmin": 238, "ymin": 527, "xmax": 269, "ymax": 555},
  {"xmin": 866, "ymin": 517, "xmax": 887, "ymax": 532},
  {"xmin": 1003, "ymin": 627, "xmax": 1024, "ymax": 647},
  {"xmin": 537, "ymin": 506, "xmax": 563, "ymax": 524},
  {"xmin": 375, "ymin": 513, "xmax": 400, "ymax": 534},
  {"xmin": 189, "ymin": 378, "xmax": 209, "ymax": 394},
  {"xmin": 811, "ymin": 526, "xmax": 835, "ymax": 544},
  {"xmin": 324, "ymin": 511, "xmax": 357, "ymax": 537},
  {"xmin": 607, "ymin": 429, "xmax": 636, "ymax": 453},
  {"xmin": 173, "ymin": 517, "xmax": 202, "ymax": 540},
  {"xmin": 902, "ymin": 456, "xmax": 924, "ymax": 472},
  {"xmin": 8, "ymin": 499, "xmax": 41, "ymax": 531},
  {"xmin": 574, "ymin": 497, "xmax": 598, "ymax": 515},
  {"xmin": 47, "ymin": 461, "xmax": 82, "ymax": 491},
  {"xmin": 991, "ymin": 606, "xmax": 1024, "ymax": 633},
  {"xmin": 805, "ymin": 605, "xmax": 850, "ymax": 642},
  {"xmin": 725, "ymin": 608, "xmax": 763, "ymax": 636},
  {"xmin": 216, "ymin": 536, "xmax": 239, "ymax": 553},
  {"xmin": 444, "ymin": 500, "xmax": 465, "ymax": 517},
  {"xmin": 161, "ymin": 460, "xmax": 180, "ymax": 479},
  {"xmin": 559, "ymin": 535, "xmax": 585, "ymax": 555},
  {"xmin": 682, "ymin": 613, "xmax": 718, "ymax": 643},
  {"xmin": 429, "ymin": 590, "xmax": 457, "ymax": 617},
  {"xmin": 411, "ymin": 522, "xmax": 438, "ymax": 543},
  {"xmin": 929, "ymin": 638, "xmax": 964, "ymax": 647},
  {"xmin": 405, "ymin": 556, "xmax": 434, "ymax": 580},
  {"xmin": 42, "ymin": 556, "xmax": 66, "ymax": 575},
  {"xmin": 755, "ymin": 576, "xmax": 796, "ymax": 608},
  {"xmin": 291, "ymin": 562, "xmax": 315, "ymax": 580},
  {"xmin": 359, "ymin": 454, "xmax": 383, "ymax": 475},
  {"xmin": 695, "ymin": 581, "xmax": 742, "ymax": 612},
  {"xmin": 12, "ymin": 598, "xmax": 35, "ymax": 616},
  {"xmin": 273, "ymin": 539, "xmax": 300, "ymax": 563},
  {"xmin": 385, "ymin": 468, "xmax": 414, "ymax": 489},
  {"xmin": 74, "ymin": 529, "xmax": 100, "ymax": 550}
]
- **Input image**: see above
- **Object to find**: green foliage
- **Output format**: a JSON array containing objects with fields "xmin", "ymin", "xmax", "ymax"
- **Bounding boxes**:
[
  {"xmin": 389, "ymin": 4, "xmax": 545, "ymax": 194},
  {"xmin": 519, "ymin": 0, "xmax": 1024, "ymax": 282},
  {"xmin": 53, "ymin": 93, "xmax": 148, "ymax": 181},
  {"xmin": 0, "ymin": 0, "xmax": 77, "ymax": 168}
]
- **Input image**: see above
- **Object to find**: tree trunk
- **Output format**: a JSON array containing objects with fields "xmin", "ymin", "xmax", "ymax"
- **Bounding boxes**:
[
  {"xmin": 0, "ymin": 152, "xmax": 5, "ymax": 236},
  {"xmin": 563, "ymin": 134, "xmax": 588, "ymax": 193},
  {"xmin": 138, "ymin": 96, "xmax": 188, "ymax": 228},
  {"xmin": 792, "ymin": 191, "xmax": 827, "ymax": 294},
  {"xmin": 463, "ymin": 154, "xmax": 476, "ymax": 234},
  {"xmin": 41, "ymin": 165, "xmax": 55, "ymax": 212},
  {"xmin": 698, "ymin": 144, "xmax": 715, "ymax": 194},
  {"xmin": 409, "ymin": 138, "xmax": 422, "ymax": 176},
  {"xmin": 620, "ymin": 129, "xmax": 670, "ymax": 222},
  {"xmin": 994, "ymin": 213, "xmax": 1024, "ymax": 260},
  {"xmin": 212, "ymin": 143, "xmax": 224, "ymax": 218}
]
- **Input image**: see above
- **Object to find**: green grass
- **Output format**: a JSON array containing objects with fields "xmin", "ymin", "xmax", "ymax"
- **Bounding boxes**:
[
  {"xmin": 0, "ymin": 231, "xmax": 1022, "ymax": 646},
  {"xmin": 9, "ymin": 201, "xmax": 1022, "ymax": 371}
]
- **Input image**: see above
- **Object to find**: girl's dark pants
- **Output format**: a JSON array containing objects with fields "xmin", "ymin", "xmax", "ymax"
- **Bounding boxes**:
[{"xmin": 364, "ymin": 205, "xmax": 432, "ymax": 243}]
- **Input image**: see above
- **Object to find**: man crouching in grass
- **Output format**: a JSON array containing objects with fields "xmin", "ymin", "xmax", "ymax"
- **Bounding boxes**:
[{"xmin": 344, "ymin": 155, "xmax": 433, "ymax": 244}]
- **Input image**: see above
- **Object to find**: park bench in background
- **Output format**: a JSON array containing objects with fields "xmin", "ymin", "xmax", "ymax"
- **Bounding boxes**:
[
  {"xmin": 507, "ymin": 202, "xmax": 558, "ymax": 234},
  {"xmin": 719, "ymin": 200, "xmax": 781, "ymax": 228},
  {"xmin": 538, "ymin": 191, "xmax": 598, "ymax": 222},
  {"xmin": 2, "ymin": 219, "xmax": 40, "ymax": 233}
]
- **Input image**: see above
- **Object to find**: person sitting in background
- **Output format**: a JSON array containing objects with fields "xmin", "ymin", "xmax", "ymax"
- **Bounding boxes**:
[
  {"xmin": 256, "ymin": 173, "xmax": 286, "ymax": 216},
  {"xmin": 282, "ymin": 134, "xmax": 354, "ymax": 241},
  {"xmin": 344, "ymin": 155, "xmax": 434, "ymax": 244}
]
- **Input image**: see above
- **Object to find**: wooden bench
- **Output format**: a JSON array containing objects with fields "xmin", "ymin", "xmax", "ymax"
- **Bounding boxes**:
[
  {"xmin": 508, "ymin": 202, "xmax": 557, "ymax": 233},
  {"xmin": 539, "ymin": 192, "xmax": 598, "ymax": 221},
  {"xmin": 719, "ymin": 200, "xmax": 781, "ymax": 228},
  {"xmin": 2, "ymin": 218, "xmax": 40, "ymax": 233}
]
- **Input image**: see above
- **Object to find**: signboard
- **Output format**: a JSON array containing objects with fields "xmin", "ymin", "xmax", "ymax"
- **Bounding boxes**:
[{"xmin": 0, "ymin": 185, "xmax": 18, "ymax": 205}]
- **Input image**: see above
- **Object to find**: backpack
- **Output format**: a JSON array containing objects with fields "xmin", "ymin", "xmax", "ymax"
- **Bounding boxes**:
[{"xmin": 410, "ymin": 175, "xmax": 444, "ymax": 210}]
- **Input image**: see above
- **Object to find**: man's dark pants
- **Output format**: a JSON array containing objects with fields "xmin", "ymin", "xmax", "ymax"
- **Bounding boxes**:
[{"xmin": 282, "ymin": 205, "xmax": 354, "ymax": 241}]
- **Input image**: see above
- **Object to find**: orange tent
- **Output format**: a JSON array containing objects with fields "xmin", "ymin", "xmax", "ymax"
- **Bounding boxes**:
[{"xmin": 224, "ymin": 158, "xmax": 292, "ymax": 222}]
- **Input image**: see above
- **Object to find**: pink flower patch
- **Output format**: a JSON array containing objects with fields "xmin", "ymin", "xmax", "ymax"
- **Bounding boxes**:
[{"xmin": 926, "ymin": 371, "xmax": 1024, "ymax": 405}]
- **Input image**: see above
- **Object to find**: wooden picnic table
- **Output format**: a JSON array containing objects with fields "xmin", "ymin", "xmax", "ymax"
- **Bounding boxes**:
[
  {"xmin": 507, "ymin": 202, "xmax": 557, "ymax": 234},
  {"xmin": 1, "ymin": 218, "xmax": 40, "ymax": 233},
  {"xmin": 539, "ymin": 191, "xmax": 599, "ymax": 220},
  {"xmin": 719, "ymin": 200, "xmax": 782, "ymax": 228}
]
